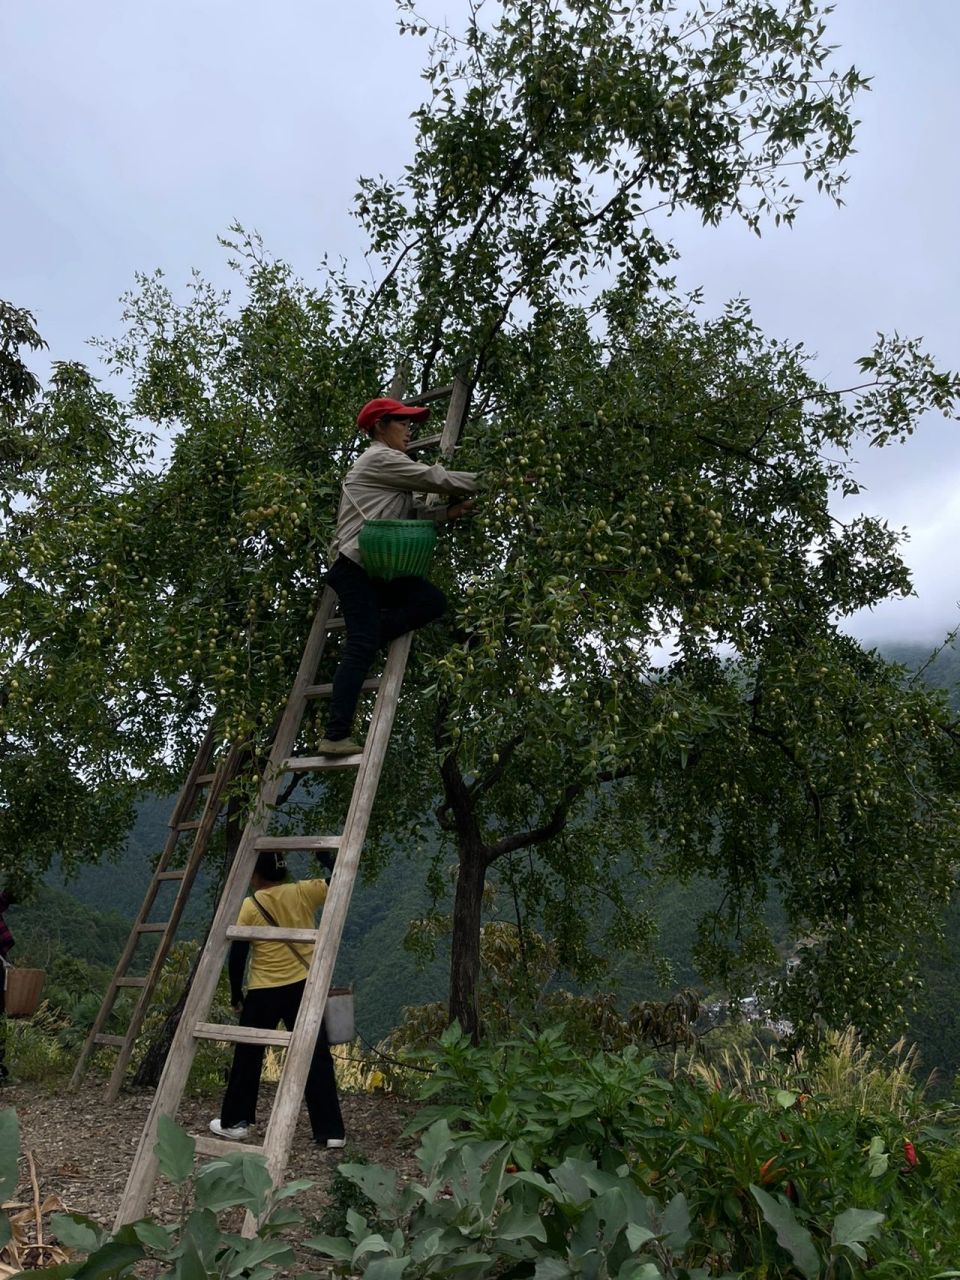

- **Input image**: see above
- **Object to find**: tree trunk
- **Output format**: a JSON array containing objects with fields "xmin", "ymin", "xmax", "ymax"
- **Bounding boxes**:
[
  {"xmin": 448, "ymin": 847, "xmax": 487, "ymax": 1042},
  {"xmin": 129, "ymin": 943, "xmax": 204, "ymax": 1088}
]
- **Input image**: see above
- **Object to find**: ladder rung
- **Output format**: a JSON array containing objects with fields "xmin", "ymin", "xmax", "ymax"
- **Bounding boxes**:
[
  {"xmin": 415, "ymin": 383, "xmax": 455, "ymax": 403},
  {"xmin": 175, "ymin": 820, "xmax": 202, "ymax": 831},
  {"xmin": 226, "ymin": 925, "xmax": 319, "ymax": 944},
  {"xmin": 193, "ymin": 1022, "xmax": 293, "ymax": 1047},
  {"xmin": 254, "ymin": 836, "xmax": 341, "ymax": 852},
  {"xmin": 283, "ymin": 754, "xmax": 363, "ymax": 772},
  {"xmin": 116, "ymin": 978, "xmax": 149, "ymax": 988},
  {"xmin": 304, "ymin": 678, "xmax": 379, "ymax": 699},
  {"xmin": 195, "ymin": 772, "xmax": 217, "ymax": 784},
  {"xmin": 156, "ymin": 870, "xmax": 186, "ymax": 881},
  {"xmin": 94, "ymin": 1034, "xmax": 126, "ymax": 1047},
  {"xmin": 194, "ymin": 1135, "xmax": 265, "ymax": 1158},
  {"xmin": 405, "ymin": 432, "xmax": 444, "ymax": 453},
  {"xmin": 324, "ymin": 617, "xmax": 346, "ymax": 632},
  {"xmin": 136, "ymin": 923, "xmax": 168, "ymax": 934}
]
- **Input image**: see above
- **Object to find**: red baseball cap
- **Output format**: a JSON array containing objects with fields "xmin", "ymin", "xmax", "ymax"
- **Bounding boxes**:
[{"xmin": 356, "ymin": 397, "xmax": 431, "ymax": 435}]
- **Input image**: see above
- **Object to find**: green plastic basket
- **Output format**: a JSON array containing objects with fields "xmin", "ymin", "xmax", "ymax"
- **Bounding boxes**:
[{"xmin": 359, "ymin": 519, "xmax": 437, "ymax": 581}]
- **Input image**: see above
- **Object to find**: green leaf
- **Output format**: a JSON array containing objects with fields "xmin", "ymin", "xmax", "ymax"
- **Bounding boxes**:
[
  {"xmin": 410, "ymin": 1227, "xmax": 445, "ymax": 1264},
  {"xmin": 831, "ymin": 1207, "xmax": 885, "ymax": 1261},
  {"xmin": 866, "ymin": 1136, "xmax": 889, "ymax": 1179},
  {"xmin": 549, "ymin": 1157, "xmax": 593, "ymax": 1204},
  {"xmin": 661, "ymin": 1193, "xmax": 690, "ymax": 1250},
  {"xmin": 353, "ymin": 1231, "xmax": 394, "ymax": 1263},
  {"xmin": 239, "ymin": 1154, "xmax": 274, "ymax": 1207},
  {"xmin": 443, "ymin": 1253, "xmax": 493, "ymax": 1272},
  {"xmin": 625, "ymin": 1223, "xmax": 656, "ymax": 1251},
  {"xmin": 169, "ymin": 1233, "xmax": 207, "ymax": 1280},
  {"xmin": 224, "ymin": 1237, "xmax": 294, "ymax": 1276},
  {"xmin": 510, "ymin": 1170, "xmax": 555, "ymax": 1196},
  {"xmin": 364, "ymin": 1258, "xmax": 410, "ymax": 1280},
  {"xmin": 131, "ymin": 1220, "xmax": 176, "ymax": 1254},
  {"xmin": 345, "ymin": 1207, "xmax": 369, "ymax": 1240},
  {"xmin": 50, "ymin": 1213, "xmax": 104, "ymax": 1253},
  {"xmin": 154, "ymin": 1115, "xmax": 195, "ymax": 1186},
  {"xmin": 750, "ymin": 1184, "xmax": 820, "ymax": 1280},
  {"xmin": 304, "ymin": 1234, "xmax": 356, "ymax": 1262},
  {"xmin": 271, "ymin": 1177, "xmax": 314, "ymax": 1202},
  {"xmin": 0, "ymin": 1109, "xmax": 19, "ymax": 1201},
  {"xmin": 496, "ymin": 1202, "xmax": 548, "ymax": 1243},
  {"xmin": 618, "ymin": 1265, "xmax": 662, "ymax": 1280},
  {"xmin": 72, "ymin": 1238, "xmax": 146, "ymax": 1280},
  {"xmin": 775, "ymin": 1090, "xmax": 798, "ymax": 1110},
  {"xmin": 416, "ymin": 1120, "xmax": 454, "ymax": 1178},
  {"xmin": 338, "ymin": 1162, "xmax": 399, "ymax": 1214},
  {"xmin": 534, "ymin": 1260, "xmax": 572, "ymax": 1280}
]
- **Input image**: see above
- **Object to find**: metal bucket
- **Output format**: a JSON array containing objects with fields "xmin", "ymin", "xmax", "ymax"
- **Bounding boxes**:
[
  {"xmin": 4, "ymin": 968, "xmax": 45, "ymax": 1018},
  {"xmin": 324, "ymin": 986, "xmax": 354, "ymax": 1045}
]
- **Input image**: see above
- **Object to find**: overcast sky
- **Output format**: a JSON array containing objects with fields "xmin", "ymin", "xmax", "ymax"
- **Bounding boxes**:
[{"xmin": 3, "ymin": 1, "xmax": 958, "ymax": 645}]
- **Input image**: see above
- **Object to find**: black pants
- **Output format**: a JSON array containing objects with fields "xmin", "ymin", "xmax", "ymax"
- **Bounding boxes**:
[
  {"xmin": 324, "ymin": 554, "xmax": 446, "ymax": 740},
  {"xmin": 220, "ymin": 980, "xmax": 344, "ymax": 1141}
]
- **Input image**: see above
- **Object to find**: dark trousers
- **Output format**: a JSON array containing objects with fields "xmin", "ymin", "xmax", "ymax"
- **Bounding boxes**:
[
  {"xmin": 220, "ymin": 980, "xmax": 344, "ymax": 1141},
  {"xmin": 324, "ymin": 554, "xmax": 446, "ymax": 740}
]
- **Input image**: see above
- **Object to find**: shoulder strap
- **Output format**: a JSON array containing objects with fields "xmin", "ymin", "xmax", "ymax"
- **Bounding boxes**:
[
  {"xmin": 252, "ymin": 892, "xmax": 311, "ymax": 974},
  {"xmin": 341, "ymin": 482, "xmax": 366, "ymax": 519}
]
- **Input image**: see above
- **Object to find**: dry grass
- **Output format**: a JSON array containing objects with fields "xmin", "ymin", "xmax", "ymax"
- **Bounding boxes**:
[{"xmin": 686, "ymin": 1025, "xmax": 933, "ymax": 1121}]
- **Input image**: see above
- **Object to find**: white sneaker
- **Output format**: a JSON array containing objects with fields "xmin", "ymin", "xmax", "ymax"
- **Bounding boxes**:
[
  {"xmin": 209, "ymin": 1118, "xmax": 250, "ymax": 1140},
  {"xmin": 325, "ymin": 1137, "xmax": 346, "ymax": 1149}
]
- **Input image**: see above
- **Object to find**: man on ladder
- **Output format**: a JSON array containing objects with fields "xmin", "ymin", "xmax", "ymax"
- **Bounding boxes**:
[{"xmin": 317, "ymin": 397, "xmax": 478, "ymax": 756}]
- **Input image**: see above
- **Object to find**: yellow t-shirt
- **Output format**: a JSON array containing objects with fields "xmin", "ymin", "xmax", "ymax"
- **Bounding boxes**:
[{"xmin": 237, "ymin": 878, "xmax": 328, "ymax": 990}]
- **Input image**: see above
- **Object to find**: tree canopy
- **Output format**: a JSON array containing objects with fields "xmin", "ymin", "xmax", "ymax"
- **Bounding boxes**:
[{"xmin": 3, "ymin": 0, "xmax": 960, "ymax": 1048}]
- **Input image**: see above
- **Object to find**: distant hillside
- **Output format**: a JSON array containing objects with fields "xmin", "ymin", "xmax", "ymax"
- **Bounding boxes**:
[
  {"xmin": 878, "ymin": 639, "xmax": 960, "ymax": 709},
  {"xmin": 9, "ymin": 882, "xmax": 134, "ymax": 972},
  {"xmin": 48, "ymin": 794, "xmax": 196, "ymax": 926}
]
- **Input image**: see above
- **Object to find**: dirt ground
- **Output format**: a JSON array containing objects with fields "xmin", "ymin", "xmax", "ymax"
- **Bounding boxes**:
[{"xmin": 1, "ymin": 1078, "xmax": 421, "ymax": 1270}]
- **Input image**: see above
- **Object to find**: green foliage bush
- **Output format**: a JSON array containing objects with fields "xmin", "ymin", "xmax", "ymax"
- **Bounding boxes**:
[
  {"xmin": 1, "ymin": 1026, "xmax": 959, "ymax": 1278},
  {"xmin": 314, "ymin": 1026, "xmax": 960, "ymax": 1278},
  {"xmin": 4, "ymin": 1002, "xmax": 76, "ymax": 1088},
  {"xmin": 0, "ymin": 1111, "xmax": 312, "ymax": 1279}
]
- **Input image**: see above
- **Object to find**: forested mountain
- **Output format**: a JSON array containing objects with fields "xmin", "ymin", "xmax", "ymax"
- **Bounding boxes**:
[{"xmin": 12, "ymin": 636, "xmax": 960, "ymax": 1072}]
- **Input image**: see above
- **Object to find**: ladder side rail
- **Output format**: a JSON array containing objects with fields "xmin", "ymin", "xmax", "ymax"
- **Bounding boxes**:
[
  {"xmin": 69, "ymin": 728, "xmax": 218, "ymax": 1091},
  {"xmin": 104, "ymin": 740, "xmax": 244, "ymax": 1102},
  {"xmin": 113, "ymin": 587, "xmax": 338, "ymax": 1229},
  {"xmin": 67, "ymin": 823, "xmax": 182, "ymax": 1090},
  {"xmin": 165, "ymin": 723, "xmax": 220, "ymax": 836},
  {"xmin": 436, "ymin": 373, "xmax": 470, "ymax": 461},
  {"xmin": 254, "ymin": 630, "xmax": 413, "ymax": 1211}
]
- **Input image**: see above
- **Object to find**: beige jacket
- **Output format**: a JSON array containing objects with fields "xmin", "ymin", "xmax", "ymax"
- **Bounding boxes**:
[{"xmin": 329, "ymin": 441, "xmax": 478, "ymax": 566}]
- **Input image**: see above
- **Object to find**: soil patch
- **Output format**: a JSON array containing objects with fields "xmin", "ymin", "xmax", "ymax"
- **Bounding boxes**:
[{"xmin": 1, "ymin": 1079, "xmax": 421, "ymax": 1267}]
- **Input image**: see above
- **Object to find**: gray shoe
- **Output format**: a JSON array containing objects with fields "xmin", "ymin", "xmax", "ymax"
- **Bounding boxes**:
[{"xmin": 317, "ymin": 737, "xmax": 362, "ymax": 756}]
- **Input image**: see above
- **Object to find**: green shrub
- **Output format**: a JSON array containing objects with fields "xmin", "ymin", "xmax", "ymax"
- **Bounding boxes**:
[
  {"xmin": 357, "ymin": 1024, "xmax": 960, "ymax": 1276},
  {"xmin": 307, "ymin": 1116, "xmax": 892, "ymax": 1280},
  {"xmin": 5, "ymin": 1001, "xmax": 75, "ymax": 1087},
  {"xmin": 313, "ymin": 1146, "xmax": 376, "ymax": 1237},
  {"xmin": 0, "ymin": 1108, "xmax": 312, "ymax": 1279}
]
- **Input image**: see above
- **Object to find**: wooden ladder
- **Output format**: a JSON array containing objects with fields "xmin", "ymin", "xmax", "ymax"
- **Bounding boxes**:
[
  {"xmin": 70, "ymin": 727, "xmax": 242, "ymax": 1101},
  {"xmin": 113, "ymin": 376, "xmax": 469, "ymax": 1232}
]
